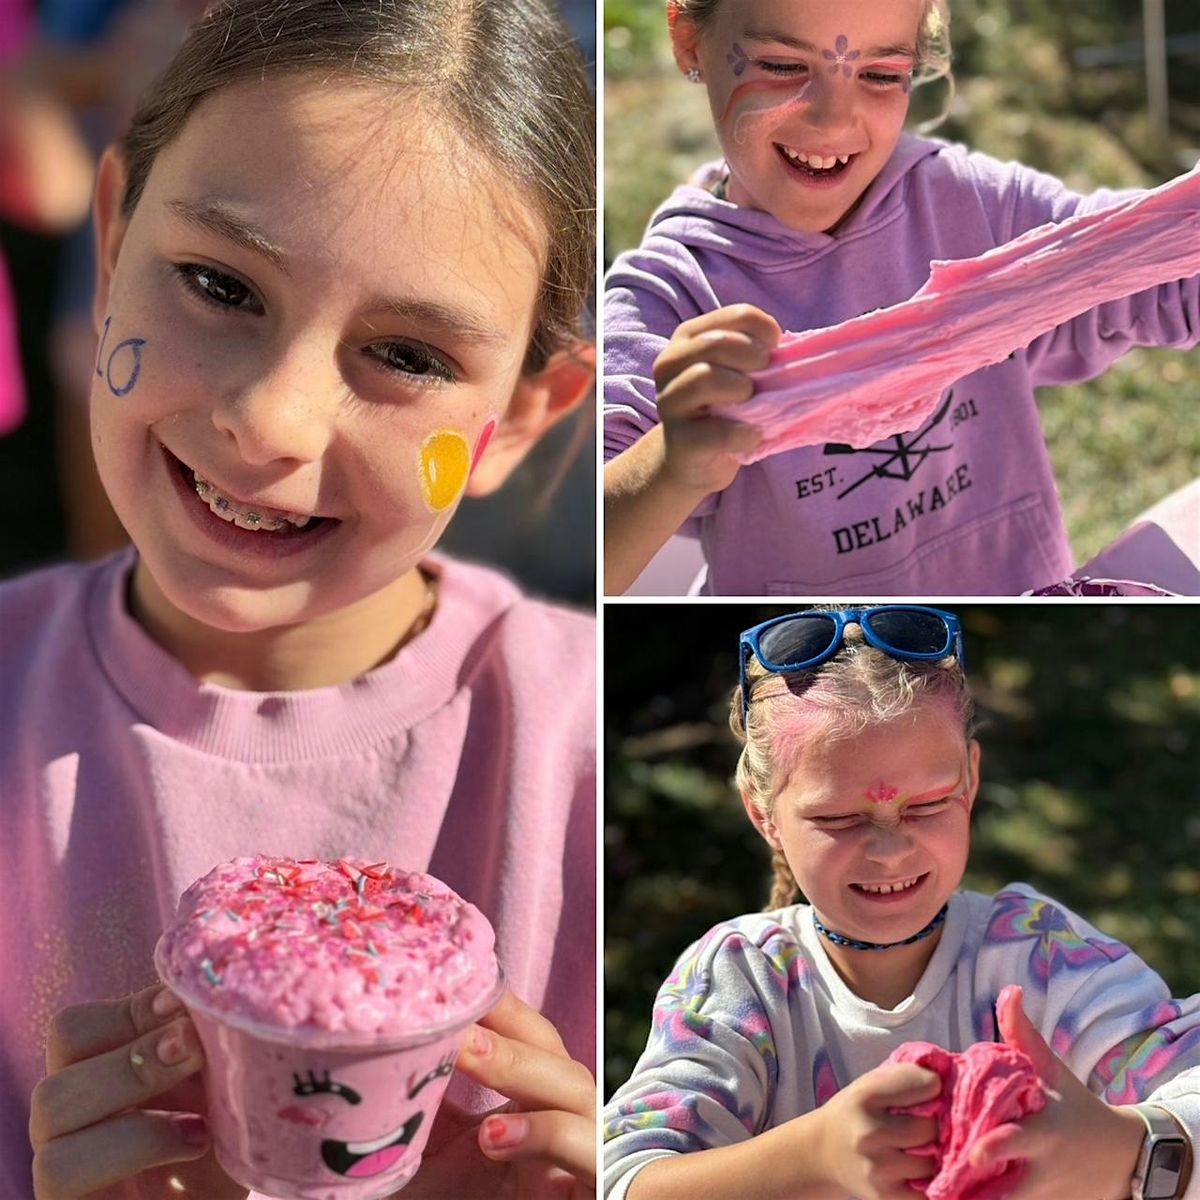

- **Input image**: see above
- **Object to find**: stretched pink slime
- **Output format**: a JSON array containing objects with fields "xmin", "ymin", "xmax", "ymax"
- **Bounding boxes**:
[{"xmin": 737, "ymin": 164, "xmax": 1200, "ymax": 460}]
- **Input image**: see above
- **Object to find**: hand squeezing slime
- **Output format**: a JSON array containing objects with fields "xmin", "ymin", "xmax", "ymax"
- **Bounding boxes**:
[
  {"xmin": 885, "ymin": 1041, "xmax": 1047, "ymax": 1200},
  {"xmin": 738, "ymin": 165, "xmax": 1200, "ymax": 461}
]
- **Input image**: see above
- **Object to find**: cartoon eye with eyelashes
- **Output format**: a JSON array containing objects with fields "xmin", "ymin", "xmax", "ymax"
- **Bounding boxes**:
[
  {"xmin": 407, "ymin": 1052, "xmax": 457, "ymax": 1099},
  {"xmin": 293, "ymin": 1069, "xmax": 363, "ymax": 1105}
]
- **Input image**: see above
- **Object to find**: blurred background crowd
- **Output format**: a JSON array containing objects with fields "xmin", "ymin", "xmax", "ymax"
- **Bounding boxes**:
[
  {"xmin": 0, "ymin": 0, "xmax": 596, "ymax": 603},
  {"xmin": 605, "ymin": 604, "xmax": 1200, "ymax": 1096},
  {"xmin": 604, "ymin": 0, "xmax": 1200, "ymax": 571}
]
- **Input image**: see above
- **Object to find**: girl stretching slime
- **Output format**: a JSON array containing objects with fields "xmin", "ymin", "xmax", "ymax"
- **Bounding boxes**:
[
  {"xmin": 603, "ymin": 0, "xmax": 1200, "ymax": 595},
  {"xmin": 604, "ymin": 607, "xmax": 1200, "ymax": 1199},
  {"xmin": 0, "ymin": 0, "xmax": 597, "ymax": 1196}
]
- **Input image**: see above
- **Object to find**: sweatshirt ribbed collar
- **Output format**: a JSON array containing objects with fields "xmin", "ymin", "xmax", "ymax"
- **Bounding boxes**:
[
  {"xmin": 85, "ymin": 548, "xmax": 517, "ymax": 762},
  {"xmin": 646, "ymin": 133, "xmax": 944, "ymax": 268}
]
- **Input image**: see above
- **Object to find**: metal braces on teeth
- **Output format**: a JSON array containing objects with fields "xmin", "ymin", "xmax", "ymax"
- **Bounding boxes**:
[{"xmin": 193, "ymin": 474, "xmax": 290, "ymax": 530}]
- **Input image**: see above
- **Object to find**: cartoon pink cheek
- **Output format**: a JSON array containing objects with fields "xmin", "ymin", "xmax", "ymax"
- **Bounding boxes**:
[{"xmin": 277, "ymin": 1104, "xmax": 331, "ymax": 1128}]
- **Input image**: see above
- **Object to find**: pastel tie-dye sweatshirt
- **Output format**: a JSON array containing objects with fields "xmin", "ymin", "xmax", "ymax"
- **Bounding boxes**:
[{"xmin": 603, "ymin": 884, "xmax": 1200, "ymax": 1199}]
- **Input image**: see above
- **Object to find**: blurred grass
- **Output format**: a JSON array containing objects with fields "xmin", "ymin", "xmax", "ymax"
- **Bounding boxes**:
[
  {"xmin": 604, "ymin": 0, "xmax": 1200, "ymax": 564},
  {"xmin": 604, "ymin": 605, "xmax": 1200, "ymax": 1096}
]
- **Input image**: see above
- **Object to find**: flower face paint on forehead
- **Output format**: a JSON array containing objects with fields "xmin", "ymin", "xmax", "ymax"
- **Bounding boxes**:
[
  {"xmin": 866, "ymin": 782, "xmax": 899, "ymax": 805},
  {"xmin": 822, "ymin": 34, "xmax": 861, "ymax": 78},
  {"xmin": 858, "ymin": 761, "xmax": 971, "ymax": 818}
]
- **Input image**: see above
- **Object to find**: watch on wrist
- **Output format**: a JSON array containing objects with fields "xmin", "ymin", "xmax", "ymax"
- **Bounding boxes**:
[{"xmin": 1131, "ymin": 1104, "xmax": 1191, "ymax": 1200}]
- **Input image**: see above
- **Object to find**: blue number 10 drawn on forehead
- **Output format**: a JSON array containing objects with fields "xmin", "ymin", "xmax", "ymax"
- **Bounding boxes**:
[{"xmin": 96, "ymin": 316, "xmax": 148, "ymax": 398}]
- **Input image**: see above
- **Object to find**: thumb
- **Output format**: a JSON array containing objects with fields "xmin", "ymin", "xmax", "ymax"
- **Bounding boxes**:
[
  {"xmin": 872, "ymin": 1062, "xmax": 943, "ymax": 1110},
  {"xmin": 969, "ymin": 1121, "xmax": 1027, "ymax": 1171},
  {"xmin": 997, "ymin": 985, "xmax": 1059, "ymax": 1083}
]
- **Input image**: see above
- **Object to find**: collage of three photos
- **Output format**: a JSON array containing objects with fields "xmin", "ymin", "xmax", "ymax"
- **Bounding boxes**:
[{"xmin": 1, "ymin": 0, "xmax": 1198, "ymax": 1197}]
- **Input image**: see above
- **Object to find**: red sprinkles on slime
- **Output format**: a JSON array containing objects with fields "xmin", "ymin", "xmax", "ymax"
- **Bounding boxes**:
[{"xmin": 158, "ymin": 856, "xmax": 498, "ymax": 1036}]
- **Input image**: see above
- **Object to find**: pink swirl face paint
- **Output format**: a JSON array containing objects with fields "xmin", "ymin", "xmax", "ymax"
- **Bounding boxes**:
[{"xmin": 720, "ymin": 77, "xmax": 815, "ymax": 145}]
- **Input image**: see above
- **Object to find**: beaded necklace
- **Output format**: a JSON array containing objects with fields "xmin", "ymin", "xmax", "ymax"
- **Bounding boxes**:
[{"xmin": 813, "ymin": 902, "xmax": 949, "ymax": 952}]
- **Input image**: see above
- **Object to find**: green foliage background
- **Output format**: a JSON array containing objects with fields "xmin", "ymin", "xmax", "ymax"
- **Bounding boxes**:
[
  {"xmin": 603, "ymin": 0, "xmax": 1200, "ymax": 564},
  {"xmin": 604, "ymin": 605, "xmax": 1200, "ymax": 1097}
]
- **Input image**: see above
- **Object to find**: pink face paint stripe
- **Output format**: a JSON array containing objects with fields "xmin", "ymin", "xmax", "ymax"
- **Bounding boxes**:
[
  {"xmin": 718, "ymin": 77, "xmax": 809, "ymax": 123},
  {"xmin": 469, "ymin": 417, "xmax": 497, "ymax": 474}
]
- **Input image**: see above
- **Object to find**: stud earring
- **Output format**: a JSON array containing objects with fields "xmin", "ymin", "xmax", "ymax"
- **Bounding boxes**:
[{"xmin": 686, "ymin": 67, "xmax": 704, "ymax": 83}]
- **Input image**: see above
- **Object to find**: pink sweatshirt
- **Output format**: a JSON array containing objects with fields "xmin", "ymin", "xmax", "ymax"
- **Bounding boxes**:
[{"xmin": 0, "ymin": 548, "xmax": 596, "ymax": 1198}]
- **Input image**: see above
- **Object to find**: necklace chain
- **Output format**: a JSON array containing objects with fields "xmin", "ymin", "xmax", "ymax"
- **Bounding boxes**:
[{"xmin": 813, "ymin": 902, "xmax": 949, "ymax": 951}]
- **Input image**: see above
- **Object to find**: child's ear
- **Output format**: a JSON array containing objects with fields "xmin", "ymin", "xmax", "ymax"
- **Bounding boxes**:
[
  {"xmin": 965, "ymin": 738, "xmax": 982, "ymax": 810},
  {"xmin": 92, "ymin": 146, "xmax": 131, "ymax": 336},
  {"xmin": 667, "ymin": 4, "xmax": 703, "ymax": 77},
  {"xmin": 465, "ymin": 343, "xmax": 596, "ymax": 497},
  {"xmin": 741, "ymin": 792, "xmax": 781, "ymax": 849}
]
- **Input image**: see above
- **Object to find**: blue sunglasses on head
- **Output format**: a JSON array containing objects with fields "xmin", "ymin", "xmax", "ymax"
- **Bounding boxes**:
[{"xmin": 738, "ymin": 606, "xmax": 964, "ymax": 720}]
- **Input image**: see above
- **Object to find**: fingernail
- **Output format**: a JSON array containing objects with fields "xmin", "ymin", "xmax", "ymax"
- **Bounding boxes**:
[
  {"xmin": 152, "ymin": 988, "xmax": 184, "ymax": 1018},
  {"xmin": 482, "ymin": 1115, "xmax": 528, "ymax": 1150},
  {"xmin": 157, "ymin": 1027, "xmax": 187, "ymax": 1065},
  {"xmin": 469, "ymin": 1027, "xmax": 492, "ymax": 1056},
  {"xmin": 174, "ymin": 1113, "xmax": 208, "ymax": 1146}
]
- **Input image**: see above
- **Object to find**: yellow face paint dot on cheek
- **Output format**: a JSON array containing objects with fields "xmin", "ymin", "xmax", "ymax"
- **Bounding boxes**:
[{"xmin": 419, "ymin": 431, "xmax": 471, "ymax": 512}]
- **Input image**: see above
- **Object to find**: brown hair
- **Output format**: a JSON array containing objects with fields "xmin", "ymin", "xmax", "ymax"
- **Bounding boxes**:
[
  {"xmin": 120, "ymin": 0, "xmax": 595, "ymax": 373},
  {"xmin": 729, "ymin": 611, "xmax": 974, "ymax": 910},
  {"xmin": 670, "ymin": 0, "xmax": 954, "ymax": 122}
]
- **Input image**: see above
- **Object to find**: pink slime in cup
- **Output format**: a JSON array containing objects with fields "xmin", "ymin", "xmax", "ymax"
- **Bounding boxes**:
[{"xmin": 155, "ymin": 856, "xmax": 502, "ymax": 1200}]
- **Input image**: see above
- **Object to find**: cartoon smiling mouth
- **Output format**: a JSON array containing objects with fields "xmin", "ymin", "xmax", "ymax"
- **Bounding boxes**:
[{"xmin": 321, "ymin": 1112, "xmax": 424, "ymax": 1179}]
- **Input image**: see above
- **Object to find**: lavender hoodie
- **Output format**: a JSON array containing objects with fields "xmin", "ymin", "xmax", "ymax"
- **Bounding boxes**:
[
  {"xmin": 604, "ymin": 135, "xmax": 1200, "ymax": 595},
  {"xmin": 0, "ymin": 548, "xmax": 595, "ymax": 1198}
]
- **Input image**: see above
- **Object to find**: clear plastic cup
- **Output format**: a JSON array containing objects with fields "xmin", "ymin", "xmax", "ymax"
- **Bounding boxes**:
[{"xmin": 156, "ymin": 936, "xmax": 503, "ymax": 1200}]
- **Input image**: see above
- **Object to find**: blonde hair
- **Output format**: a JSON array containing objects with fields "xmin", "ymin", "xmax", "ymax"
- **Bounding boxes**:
[
  {"xmin": 729, "ymin": 613, "xmax": 974, "ymax": 910},
  {"xmin": 670, "ymin": 0, "xmax": 954, "ymax": 127}
]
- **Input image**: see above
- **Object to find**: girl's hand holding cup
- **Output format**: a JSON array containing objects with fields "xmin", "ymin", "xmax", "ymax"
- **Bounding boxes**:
[
  {"xmin": 652, "ymin": 304, "xmax": 779, "ymax": 495},
  {"xmin": 410, "ymin": 989, "xmax": 596, "ymax": 1199},
  {"xmin": 30, "ymin": 983, "xmax": 245, "ymax": 1200},
  {"xmin": 806, "ymin": 1061, "xmax": 942, "ymax": 1200}
]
